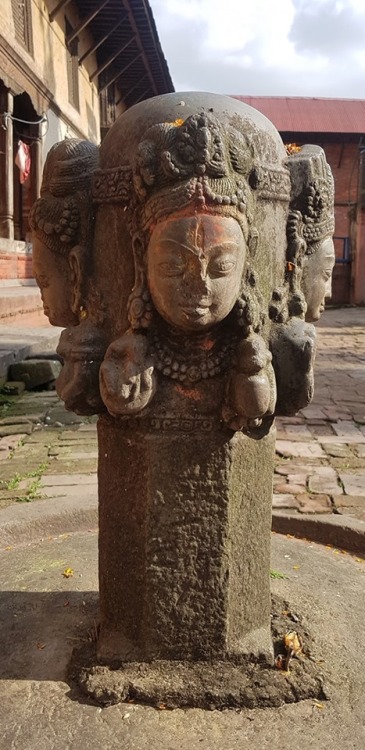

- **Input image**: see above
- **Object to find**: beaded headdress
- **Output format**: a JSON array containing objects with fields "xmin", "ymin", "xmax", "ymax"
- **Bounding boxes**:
[
  {"xmin": 30, "ymin": 139, "xmax": 99, "ymax": 255},
  {"xmin": 92, "ymin": 112, "xmax": 291, "ymax": 234},
  {"xmin": 287, "ymin": 145, "xmax": 335, "ymax": 251}
]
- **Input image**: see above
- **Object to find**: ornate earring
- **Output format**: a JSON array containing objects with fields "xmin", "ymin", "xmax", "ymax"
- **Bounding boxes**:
[
  {"xmin": 127, "ymin": 233, "xmax": 155, "ymax": 329},
  {"xmin": 128, "ymin": 287, "xmax": 154, "ymax": 330}
]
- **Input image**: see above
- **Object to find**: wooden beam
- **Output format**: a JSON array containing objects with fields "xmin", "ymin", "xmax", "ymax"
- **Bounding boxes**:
[
  {"xmin": 115, "ymin": 74, "xmax": 147, "ymax": 106},
  {"xmin": 67, "ymin": 0, "xmax": 111, "ymax": 45},
  {"xmin": 134, "ymin": 86, "xmax": 152, "ymax": 104},
  {"xmin": 98, "ymin": 52, "xmax": 142, "ymax": 95},
  {"xmin": 90, "ymin": 36, "xmax": 136, "ymax": 82},
  {"xmin": 123, "ymin": 0, "xmax": 158, "ymax": 96},
  {"xmin": 49, "ymin": 0, "xmax": 73, "ymax": 22},
  {"xmin": 78, "ymin": 15, "xmax": 126, "ymax": 65}
]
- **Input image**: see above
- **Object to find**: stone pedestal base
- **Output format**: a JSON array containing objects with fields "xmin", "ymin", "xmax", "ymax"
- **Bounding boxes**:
[
  {"xmin": 97, "ymin": 417, "xmax": 275, "ymax": 665},
  {"xmin": 69, "ymin": 596, "xmax": 327, "ymax": 709}
]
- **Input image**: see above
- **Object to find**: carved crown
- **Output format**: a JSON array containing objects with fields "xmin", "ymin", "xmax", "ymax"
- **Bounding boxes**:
[
  {"xmin": 92, "ymin": 112, "xmax": 291, "ymax": 229},
  {"xmin": 287, "ymin": 145, "xmax": 335, "ymax": 245},
  {"xmin": 30, "ymin": 139, "xmax": 99, "ymax": 255}
]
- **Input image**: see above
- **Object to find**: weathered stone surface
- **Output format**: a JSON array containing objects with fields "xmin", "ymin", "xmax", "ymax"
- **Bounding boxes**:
[
  {"xmin": 334, "ymin": 495, "xmax": 365, "ymax": 510},
  {"xmin": 2, "ymin": 531, "xmax": 365, "ymax": 749},
  {"xmin": 9, "ymin": 359, "xmax": 62, "ymax": 390},
  {"xmin": 276, "ymin": 441, "xmax": 324, "ymax": 459},
  {"xmin": 339, "ymin": 473, "xmax": 365, "ymax": 497},
  {"xmin": 308, "ymin": 467, "xmax": 342, "ymax": 496},
  {"xmin": 272, "ymin": 494, "xmax": 300, "ymax": 509},
  {"xmin": 332, "ymin": 421, "xmax": 364, "ymax": 439},
  {"xmin": 321, "ymin": 442, "xmax": 352, "ymax": 458},
  {"xmin": 40, "ymin": 473, "xmax": 96, "ymax": 487},
  {"xmin": 98, "ymin": 419, "xmax": 275, "ymax": 664},
  {"xmin": 297, "ymin": 493, "xmax": 333, "ymax": 514},
  {"xmin": 1, "ymin": 381, "xmax": 25, "ymax": 395},
  {"xmin": 0, "ymin": 423, "xmax": 33, "ymax": 437},
  {"xmin": 30, "ymin": 92, "xmax": 337, "ymax": 703},
  {"xmin": 274, "ymin": 483, "xmax": 308, "ymax": 495}
]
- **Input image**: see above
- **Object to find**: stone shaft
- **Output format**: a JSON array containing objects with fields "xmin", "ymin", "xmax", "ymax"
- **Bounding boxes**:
[{"xmin": 97, "ymin": 416, "xmax": 275, "ymax": 664}]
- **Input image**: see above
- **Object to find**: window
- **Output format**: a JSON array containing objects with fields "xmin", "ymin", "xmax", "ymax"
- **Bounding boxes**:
[
  {"xmin": 65, "ymin": 19, "xmax": 80, "ymax": 111},
  {"xmin": 11, "ymin": 0, "xmax": 33, "ymax": 55},
  {"xmin": 99, "ymin": 80, "xmax": 116, "ymax": 130}
]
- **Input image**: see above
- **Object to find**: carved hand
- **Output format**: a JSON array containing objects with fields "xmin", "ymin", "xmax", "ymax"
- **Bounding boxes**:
[
  {"xmin": 99, "ymin": 332, "xmax": 156, "ymax": 416},
  {"xmin": 270, "ymin": 317, "xmax": 316, "ymax": 416},
  {"xmin": 222, "ymin": 335, "xmax": 277, "ymax": 431}
]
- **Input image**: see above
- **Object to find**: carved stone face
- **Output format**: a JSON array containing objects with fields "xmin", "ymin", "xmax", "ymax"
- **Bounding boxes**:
[
  {"xmin": 147, "ymin": 214, "xmax": 247, "ymax": 332},
  {"xmin": 32, "ymin": 236, "xmax": 78, "ymax": 327},
  {"xmin": 302, "ymin": 237, "xmax": 335, "ymax": 322}
]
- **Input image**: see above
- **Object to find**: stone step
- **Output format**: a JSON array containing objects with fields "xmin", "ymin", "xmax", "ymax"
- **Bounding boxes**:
[
  {"xmin": 0, "ymin": 321, "xmax": 63, "ymax": 381},
  {"xmin": 0, "ymin": 285, "xmax": 43, "ymax": 323}
]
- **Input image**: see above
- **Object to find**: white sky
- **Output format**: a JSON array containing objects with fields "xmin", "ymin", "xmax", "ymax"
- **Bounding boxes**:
[{"xmin": 150, "ymin": 0, "xmax": 365, "ymax": 98}]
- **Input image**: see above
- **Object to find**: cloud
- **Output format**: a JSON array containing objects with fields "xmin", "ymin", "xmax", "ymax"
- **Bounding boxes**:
[
  {"xmin": 150, "ymin": 0, "xmax": 365, "ymax": 97},
  {"xmin": 289, "ymin": 0, "xmax": 365, "ymax": 57}
]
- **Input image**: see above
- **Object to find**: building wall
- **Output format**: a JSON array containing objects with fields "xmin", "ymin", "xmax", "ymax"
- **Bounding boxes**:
[
  {"xmin": 322, "ymin": 140, "xmax": 359, "ymax": 305},
  {"xmin": 0, "ymin": 0, "xmax": 100, "ymax": 144},
  {"xmin": 0, "ymin": 0, "xmax": 101, "ymax": 280},
  {"xmin": 283, "ymin": 133, "xmax": 362, "ymax": 305}
]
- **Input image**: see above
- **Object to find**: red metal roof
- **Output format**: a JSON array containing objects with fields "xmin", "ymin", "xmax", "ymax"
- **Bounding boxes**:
[{"xmin": 231, "ymin": 97, "xmax": 365, "ymax": 134}]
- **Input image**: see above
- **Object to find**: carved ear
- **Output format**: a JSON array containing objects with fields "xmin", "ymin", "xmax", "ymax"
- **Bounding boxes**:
[{"xmin": 68, "ymin": 245, "xmax": 86, "ymax": 316}]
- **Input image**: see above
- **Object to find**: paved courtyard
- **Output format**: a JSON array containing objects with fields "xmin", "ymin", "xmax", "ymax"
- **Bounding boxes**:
[
  {"xmin": 0, "ymin": 307, "xmax": 364, "ymax": 533},
  {"xmin": 274, "ymin": 307, "xmax": 365, "ymax": 522}
]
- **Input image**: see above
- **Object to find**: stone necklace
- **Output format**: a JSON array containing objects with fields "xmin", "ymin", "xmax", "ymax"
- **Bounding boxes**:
[{"xmin": 149, "ymin": 328, "xmax": 237, "ymax": 384}]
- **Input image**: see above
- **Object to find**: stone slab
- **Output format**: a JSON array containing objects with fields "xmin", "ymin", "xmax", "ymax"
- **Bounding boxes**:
[
  {"xmin": 276, "ymin": 441, "xmax": 325, "ymax": 459},
  {"xmin": 339, "ymin": 473, "xmax": 365, "ymax": 497},
  {"xmin": 308, "ymin": 467, "xmax": 343, "ymax": 496},
  {"xmin": 9, "ymin": 359, "xmax": 62, "ymax": 390},
  {"xmin": 272, "ymin": 494, "xmax": 300, "ymax": 509},
  {"xmin": 296, "ymin": 493, "xmax": 332, "ymax": 514},
  {"xmin": 272, "ymin": 511, "xmax": 365, "ymax": 554},
  {"xmin": 0, "ymin": 493, "xmax": 98, "ymax": 547},
  {"xmin": 274, "ymin": 483, "xmax": 308, "ymax": 495},
  {"xmin": 332, "ymin": 421, "xmax": 364, "ymax": 439},
  {"xmin": 40, "ymin": 473, "xmax": 97, "ymax": 487},
  {"xmin": 0, "ymin": 423, "xmax": 33, "ymax": 437}
]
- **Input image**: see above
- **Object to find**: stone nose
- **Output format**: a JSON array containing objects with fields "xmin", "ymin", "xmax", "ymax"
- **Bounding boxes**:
[{"xmin": 187, "ymin": 271, "xmax": 210, "ymax": 297}]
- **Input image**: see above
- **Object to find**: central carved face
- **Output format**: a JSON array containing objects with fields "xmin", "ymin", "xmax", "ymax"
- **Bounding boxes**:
[{"xmin": 147, "ymin": 214, "xmax": 247, "ymax": 332}]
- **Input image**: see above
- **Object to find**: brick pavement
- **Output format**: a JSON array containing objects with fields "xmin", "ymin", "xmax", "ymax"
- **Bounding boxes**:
[
  {"xmin": 0, "ymin": 307, "xmax": 364, "ymax": 528},
  {"xmin": 274, "ymin": 307, "xmax": 365, "ymax": 523}
]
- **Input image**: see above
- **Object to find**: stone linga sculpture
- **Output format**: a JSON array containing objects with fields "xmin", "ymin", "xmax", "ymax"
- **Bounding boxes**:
[{"xmin": 32, "ymin": 94, "xmax": 335, "ymax": 709}]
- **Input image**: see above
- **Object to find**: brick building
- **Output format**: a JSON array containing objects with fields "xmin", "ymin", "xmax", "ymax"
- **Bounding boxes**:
[
  {"xmin": 0, "ymin": 0, "xmax": 173, "ymax": 288},
  {"xmin": 233, "ymin": 97, "xmax": 365, "ymax": 306}
]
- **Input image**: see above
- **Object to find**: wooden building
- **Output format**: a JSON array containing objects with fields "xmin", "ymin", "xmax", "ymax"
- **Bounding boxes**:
[{"xmin": 0, "ymin": 0, "xmax": 173, "ymax": 282}]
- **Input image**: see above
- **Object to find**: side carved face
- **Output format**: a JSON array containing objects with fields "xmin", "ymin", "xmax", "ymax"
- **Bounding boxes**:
[
  {"xmin": 146, "ymin": 214, "xmax": 247, "ymax": 332},
  {"xmin": 301, "ymin": 236, "xmax": 335, "ymax": 322},
  {"xmin": 32, "ymin": 237, "xmax": 79, "ymax": 327}
]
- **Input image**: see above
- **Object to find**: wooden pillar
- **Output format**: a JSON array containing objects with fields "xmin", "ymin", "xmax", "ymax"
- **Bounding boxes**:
[
  {"xmin": 31, "ymin": 123, "xmax": 42, "ymax": 206},
  {"xmin": 0, "ymin": 88, "xmax": 14, "ymax": 239},
  {"xmin": 353, "ymin": 206, "xmax": 365, "ymax": 304}
]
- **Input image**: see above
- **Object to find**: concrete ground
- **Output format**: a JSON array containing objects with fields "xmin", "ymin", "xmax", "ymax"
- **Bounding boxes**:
[
  {"xmin": 0, "ymin": 306, "xmax": 364, "ymax": 747},
  {"xmin": 1, "ymin": 531, "xmax": 365, "ymax": 749}
]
